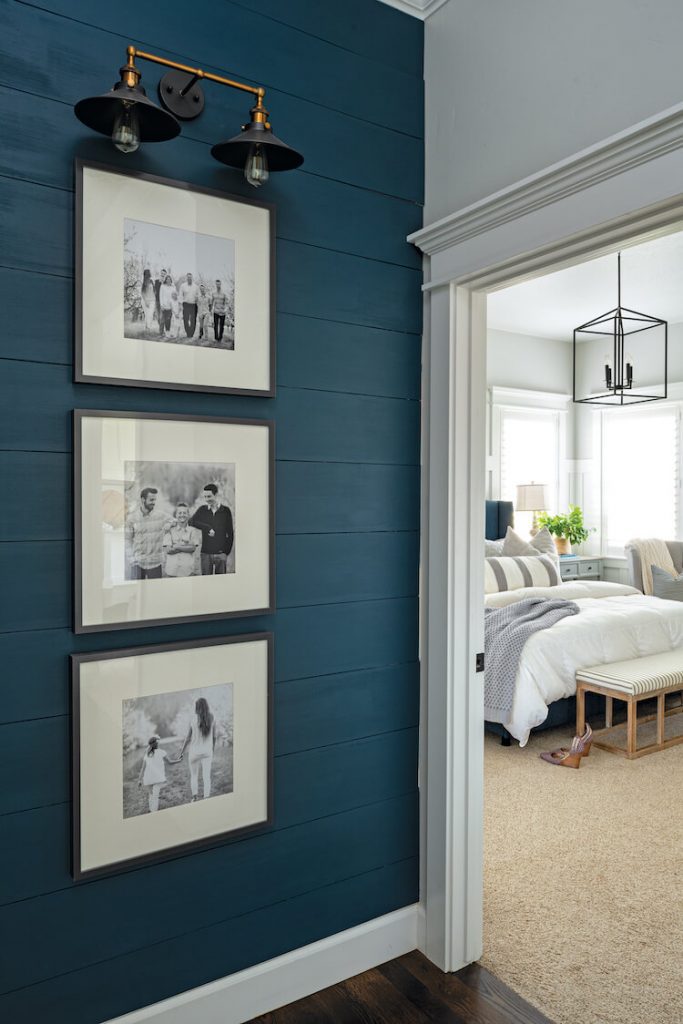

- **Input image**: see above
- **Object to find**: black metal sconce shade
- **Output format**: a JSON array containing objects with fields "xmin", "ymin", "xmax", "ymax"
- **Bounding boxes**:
[
  {"xmin": 74, "ymin": 79, "xmax": 181, "ymax": 142},
  {"xmin": 572, "ymin": 253, "xmax": 668, "ymax": 407},
  {"xmin": 73, "ymin": 46, "xmax": 303, "ymax": 184},
  {"xmin": 211, "ymin": 121, "xmax": 304, "ymax": 171}
]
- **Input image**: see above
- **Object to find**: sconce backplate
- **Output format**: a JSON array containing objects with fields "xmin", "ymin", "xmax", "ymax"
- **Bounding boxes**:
[{"xmin": 158, "ymin": 70, "xmax": 205, "ymax": 120}]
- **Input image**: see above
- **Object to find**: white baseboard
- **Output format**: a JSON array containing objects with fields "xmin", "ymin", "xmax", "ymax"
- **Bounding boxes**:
[{"xmin": 105, "ymin": 904, "xmax": 420, "ymax": 1024}]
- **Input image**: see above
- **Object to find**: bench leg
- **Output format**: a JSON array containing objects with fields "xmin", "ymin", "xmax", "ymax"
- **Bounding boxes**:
[
  {"xmin": 626, "ymin": 699, "xmax": 637, "ymax": 757},
  {"xmin": 576, "ymin": 684, "xmax": 586, "ymax": 736},
  {"xmin": 657, "ymin": 693, "xmax": 665, "ymax": 747},
  {"xmin": 605, "ymin": 695, "xmax": 613, "ymax": 729}
]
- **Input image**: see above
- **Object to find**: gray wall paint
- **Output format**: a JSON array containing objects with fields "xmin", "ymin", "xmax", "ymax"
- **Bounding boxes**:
[
  {"xmin": 487, "ymin": 329, "xmax": 571, "ymax": 394},
  {"xmin": 487, "ymin": 328, "xmax": 575, "ymax": 459},
  {"xmin": 425, "ymin": 0, "xmax": 683, "ymax": 221}
]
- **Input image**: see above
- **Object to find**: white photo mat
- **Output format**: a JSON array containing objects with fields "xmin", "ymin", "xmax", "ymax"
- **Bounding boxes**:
[
  {"xmin": 76, "ymin": 411, "xmax": 273, "ymax": 631},
  {"xmin": 77, "ymin": 162, "xmax": 273, "ymax": 394},
  {"xmin": 74, "ymin": 636, "xmax": 271, "ymax": 878}
]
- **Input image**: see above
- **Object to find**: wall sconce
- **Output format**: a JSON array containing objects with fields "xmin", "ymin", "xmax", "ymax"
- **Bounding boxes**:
[{"xmin": 74, "ymin": 46, "xmax": 304, "ymax": 187}]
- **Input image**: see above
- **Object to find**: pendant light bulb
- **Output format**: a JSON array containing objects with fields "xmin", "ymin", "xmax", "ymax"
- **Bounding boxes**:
[
  {"xmin": 244, "ymin": 143, "xmax": 269, "ymax": 187},
  {"xmin": 112, "ymin": 101, "xmax": 141, "ymax": 153}
]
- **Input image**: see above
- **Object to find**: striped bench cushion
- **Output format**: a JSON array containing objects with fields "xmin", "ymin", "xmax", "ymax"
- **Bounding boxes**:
[
  {"xmin": 577, "ymin": 650, "xmax": 683, "ymax": 695},
  {"xmin": 484, "ymin": 554, "xmax": 560, "ymax": 595}
]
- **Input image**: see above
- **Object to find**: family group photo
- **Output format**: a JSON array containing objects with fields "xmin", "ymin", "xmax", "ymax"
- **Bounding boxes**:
[
  {"xmin": 123, "ymin": 218, "xmax": 236, "ymax": 350},
  {"xmin": 122, "ymin": 683, "xmax": 234, "ymax": 818},
  {"xmin": 123, "ymin": 460, "xmax": 236, "ymax": 580}
]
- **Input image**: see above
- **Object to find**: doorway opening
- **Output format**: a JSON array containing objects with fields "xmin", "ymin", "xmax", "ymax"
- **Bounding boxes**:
[
  {"xmin": 416, "ymin": 187, "xmax": 683, "ymax": 950},
  {"xmin": 477, "ymin": 226, "xmax": 683, "ymax": 1024}
]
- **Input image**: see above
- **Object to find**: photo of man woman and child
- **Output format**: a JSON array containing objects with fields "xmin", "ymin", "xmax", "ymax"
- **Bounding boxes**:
[
  {"xmin": 122, "ymin": 460, "xmax": 235, "ymax": 580},
  {"xmin": 123, "ymin": 218, "xmax": 236, "ymax": 350},
  {"xmin": 122, "ymin": 683, "xmax": 233, "ymax": 818}
]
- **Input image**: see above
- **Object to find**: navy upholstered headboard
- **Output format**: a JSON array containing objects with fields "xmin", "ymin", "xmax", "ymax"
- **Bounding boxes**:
[{"xmin": 485, "ymin": 500, "xmax": 514, "ymax": 540}]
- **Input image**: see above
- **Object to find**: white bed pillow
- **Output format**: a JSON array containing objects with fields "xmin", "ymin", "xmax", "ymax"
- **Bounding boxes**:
[
  {"xmin": 502, "ymin": 526, "xmax": 557, "ymax": 560},
  {"xmin": 485, "ymin": 553, "xmax": 561, "ymax": 594},
  {"xmin": 484, "ymin": 538, "xmax": 505, "ymax": 556}
]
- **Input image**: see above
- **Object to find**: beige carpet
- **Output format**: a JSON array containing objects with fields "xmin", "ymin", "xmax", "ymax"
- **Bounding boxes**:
[{"xmin": 481, "ymin": 725, "xmax": 683, "ymax": 1024}]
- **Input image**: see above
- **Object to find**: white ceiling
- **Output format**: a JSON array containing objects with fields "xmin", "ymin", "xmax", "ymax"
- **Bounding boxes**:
[{"xmin": 487, "ymin": 231, "xmax": 683, "ymax": 341}]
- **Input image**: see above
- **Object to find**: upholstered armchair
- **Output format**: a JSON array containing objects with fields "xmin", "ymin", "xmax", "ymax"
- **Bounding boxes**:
[{"xmin": 624, "ymin": 540, "xmax": 683, "ymax": 592}]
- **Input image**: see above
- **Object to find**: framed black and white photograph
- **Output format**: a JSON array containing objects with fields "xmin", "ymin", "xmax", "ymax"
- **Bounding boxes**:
[
  {"xmin": 75, "ymin": 160, "xmax": 275, "ymax": 396},
  {"xmin": 75, "ymin": 410, "xmax": 274, "ymax": 633},
  {"xmin": 72, "ymin": 633, "xmax": 273, "ymax": 880}
]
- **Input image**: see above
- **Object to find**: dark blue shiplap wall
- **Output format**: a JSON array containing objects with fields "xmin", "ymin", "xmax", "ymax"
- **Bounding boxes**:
[{"xmin": 0, "ymin": 1, "xmax": 423, "ymax": 1020}]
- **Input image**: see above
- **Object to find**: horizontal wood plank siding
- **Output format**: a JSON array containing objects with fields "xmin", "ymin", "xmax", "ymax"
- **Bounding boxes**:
[
  {"xmin": 0, "ymin": 859, "xmax": 419, "ymax": 1022},
  {"xmin": 0, "ymin": 0, "xmax": 423, "ymax": 1020}
]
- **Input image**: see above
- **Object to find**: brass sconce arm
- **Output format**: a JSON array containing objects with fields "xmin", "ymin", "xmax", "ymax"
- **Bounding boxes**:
[
  {"xmin": 127, "ymin": 45, "xmax": 263, "ymax": 98},
  {"xmin": 123, "ymin": 45, "xmax": 269, "ymax": 122}
]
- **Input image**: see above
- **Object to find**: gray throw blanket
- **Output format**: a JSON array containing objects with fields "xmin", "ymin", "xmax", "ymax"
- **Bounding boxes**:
[{"xmin": 484, "ymin": 598, "xmax": 580, "ymax": 723}]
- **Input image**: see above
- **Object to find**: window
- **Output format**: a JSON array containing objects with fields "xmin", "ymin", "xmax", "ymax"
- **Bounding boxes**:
[
  {"xmin": 499, "ymin": 407, "xmax": 561, "ymax": 536},
  {"xmin": 601, "ymin": 406, "xmax": 680, "ymax": 555}
]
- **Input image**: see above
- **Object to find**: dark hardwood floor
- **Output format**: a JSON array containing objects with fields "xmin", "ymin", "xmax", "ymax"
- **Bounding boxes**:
[{"xmin": 250, "ymin": 950, "xmax": 554, "ymax": 1023}]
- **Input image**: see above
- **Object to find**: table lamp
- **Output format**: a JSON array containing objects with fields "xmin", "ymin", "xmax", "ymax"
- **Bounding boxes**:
[{"xmin": 515, "ymin": 483, "xmax": 549, "ymax": 536}]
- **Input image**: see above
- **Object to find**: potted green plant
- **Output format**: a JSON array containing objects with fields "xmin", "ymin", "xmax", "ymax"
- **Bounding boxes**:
[{"xmin": 537, "ymin": 505, "xmax": 593, "ymax": 555}]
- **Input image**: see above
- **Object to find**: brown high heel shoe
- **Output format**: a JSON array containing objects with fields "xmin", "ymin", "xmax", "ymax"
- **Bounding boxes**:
[
  {"xmin": 579, "ymin": 722, "xmax": 593, "ymax": 757},
  {"xmin": 556, "ymin": 722, "xmax": 593, "ymax": 759},
  {"xmin": 540, "ymin": 732, "xmax": 584, "ymax": 769}
]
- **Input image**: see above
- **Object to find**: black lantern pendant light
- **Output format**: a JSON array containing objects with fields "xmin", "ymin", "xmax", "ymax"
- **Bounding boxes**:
[
  {"xmin": 74, "ymin": 51, "xmax": 181, "ymax": 153},
  {"xmin": 74, "ymin": 46, "xmax": 303, "ymax": 186},
  {"xmin": 572, "ymin": 252, "xmax": 668, "ymax": 406}
]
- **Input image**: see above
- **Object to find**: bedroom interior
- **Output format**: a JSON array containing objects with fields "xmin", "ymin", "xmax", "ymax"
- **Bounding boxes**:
[{"xmin": 480, "ymin": 229, "xmax": 683, "ymax": 1024}]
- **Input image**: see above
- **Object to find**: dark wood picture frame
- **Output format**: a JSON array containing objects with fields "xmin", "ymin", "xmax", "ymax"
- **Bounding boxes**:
[
  {"xmin": 71, "ymin": 632, "xmax": 274, "ymax": 881},
  {"xmin": 74, "ymin": 409, "xmax": 275, "ymax": 633},
  {"xmin": 74, "ymin": 158, "xmax": 276, "ymax": 397}
]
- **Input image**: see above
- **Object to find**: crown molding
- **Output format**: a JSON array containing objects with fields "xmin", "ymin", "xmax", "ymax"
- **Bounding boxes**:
[
  {"xmin": 410, "ymin": 102, "xmax": 683, "ymax": 255},
  {"xmin": 376, "ymin": 0, "xmax": 449, "ymax": 20}
]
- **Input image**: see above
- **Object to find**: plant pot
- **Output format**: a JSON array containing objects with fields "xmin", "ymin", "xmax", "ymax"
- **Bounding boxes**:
[{"xmin": 554, "ymin": 536, "xmax": 571, "ymax": 556}]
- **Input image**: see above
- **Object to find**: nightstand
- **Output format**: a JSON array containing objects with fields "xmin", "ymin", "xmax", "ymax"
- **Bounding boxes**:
[{"xmin": 559, "ymin": 556, "xmax": 602, "ymax": 581}]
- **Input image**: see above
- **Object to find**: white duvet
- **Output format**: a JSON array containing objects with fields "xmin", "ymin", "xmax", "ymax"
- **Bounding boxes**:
[{"xmin": 485, "ymin": 582, "xmax": 683, "ymax": 745}]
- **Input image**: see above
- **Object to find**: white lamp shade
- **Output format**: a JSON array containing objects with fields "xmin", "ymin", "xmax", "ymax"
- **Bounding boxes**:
[{"xmin": 515, "ymin": 483, "xmax": 549, "ymax": 512}]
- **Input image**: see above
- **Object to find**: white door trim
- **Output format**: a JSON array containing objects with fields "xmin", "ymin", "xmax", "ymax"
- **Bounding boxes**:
[
  {"xmin": 411, "ymin": 100, "xmax": 683, "ymax": 260},
  {"xmin": 414, "ymin": 121, "xmax": 683, "ymax": 971}
]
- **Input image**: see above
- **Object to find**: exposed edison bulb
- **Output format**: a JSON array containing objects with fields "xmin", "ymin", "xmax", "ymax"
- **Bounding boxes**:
[
  {"xmin": 244, "ymin": 144, "xmax": 269, "ymax": 187},
  {"xmin": 112, "ymin": 102, "xmax": 141, "ymax": 153}
]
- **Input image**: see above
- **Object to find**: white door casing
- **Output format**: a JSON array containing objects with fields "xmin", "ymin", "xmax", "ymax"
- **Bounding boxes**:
[{"xmin": 412, "ymin": 100, "xmax": 683, "ymax": 972}]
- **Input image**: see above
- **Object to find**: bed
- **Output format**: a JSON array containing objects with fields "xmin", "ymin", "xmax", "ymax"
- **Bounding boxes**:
[{"xmin": 484, "ymin": 501, "xmax": 683, "ymax": 745}]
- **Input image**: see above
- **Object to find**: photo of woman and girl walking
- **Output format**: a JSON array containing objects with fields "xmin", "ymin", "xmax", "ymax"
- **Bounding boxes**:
[
  {"xmin": 124, "ymin": 217, "xmax": 236, "ymax": 350},
  {"xmin": 122, "ymin": 684, "xmax": 234, "ymax": 818}
]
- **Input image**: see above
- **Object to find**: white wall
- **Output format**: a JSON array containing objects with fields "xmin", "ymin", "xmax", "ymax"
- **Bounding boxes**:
[
  {"xmin": 487, "ymin": 328, "xmax": 593, "ymax": 544},
  {"xmin": 487, "ymin": 328, "xmax": 571, "ymax": 394},
  {"xmin": 425, "ymin": 0, "xmax": 683, "ymax": 223}
]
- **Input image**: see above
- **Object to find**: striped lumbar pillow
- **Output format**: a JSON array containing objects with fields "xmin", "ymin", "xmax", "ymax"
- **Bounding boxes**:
[{"xmin": 485, "ymin": 554, "xmax": 561, "ymax": 594}]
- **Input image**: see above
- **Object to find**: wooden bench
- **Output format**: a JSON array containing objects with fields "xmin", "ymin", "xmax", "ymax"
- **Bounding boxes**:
[{"xmin": 576, "ymin": 650, "xmax": 683, "ymax": 759}]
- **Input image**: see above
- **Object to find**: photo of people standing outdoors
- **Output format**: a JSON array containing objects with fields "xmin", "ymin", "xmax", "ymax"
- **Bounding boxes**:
[
  {"xmin": 123, "ymin": 461, "xmax": 235, "ymax": 580},
  {"xmin": 123, "ymin": 218, "xmax": 235, "ymax": 350},
  {"xmin": 122, "ymin": 683, "xmax": 234, "ymax": 818}
]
